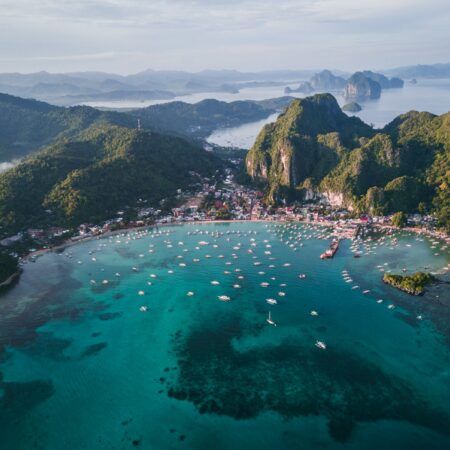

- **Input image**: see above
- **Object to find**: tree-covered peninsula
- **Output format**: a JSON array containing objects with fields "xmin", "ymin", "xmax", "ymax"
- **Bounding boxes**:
[{"xmin": 246, "ymin": 94, "xmax": 450, "ymax": 231}]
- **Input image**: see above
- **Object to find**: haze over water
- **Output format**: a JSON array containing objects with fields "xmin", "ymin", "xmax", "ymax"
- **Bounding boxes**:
[
  {"xmin": 83, "ymin": 79, "xmax": 450, "ymax": 149},
  {"xmin": 1, "ymin": 222, "xmax": 449, "ymax": 450}
]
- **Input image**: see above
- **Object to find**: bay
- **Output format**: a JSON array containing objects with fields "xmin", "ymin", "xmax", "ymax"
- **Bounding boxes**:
[{"xmin": 0, "ymin": 222, "xmax": 449, "ymax": 450}]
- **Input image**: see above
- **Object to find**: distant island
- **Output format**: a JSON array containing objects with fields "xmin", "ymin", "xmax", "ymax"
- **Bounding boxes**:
[
  {"xmin": 383, "ymin": 272, "xmax": 437, "ymax": 296},
  {"xmin": 343, "ymin": 72, "xmax": 382, "ymax": 100},
  {"xmin": 285, "ymin": 70, "xmax": 346, "ymax": 94},
  {"xmin": 342, "ymin": 102, "xmax": 362, "ymax": 112},
  {"xmin": 285, "ymin": 69, "xmax": 404, "ymax": 101}
]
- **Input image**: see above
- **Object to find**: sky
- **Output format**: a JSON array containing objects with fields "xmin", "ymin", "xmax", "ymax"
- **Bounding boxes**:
[{"xmin": 0, "ymin": 0, "xmax": 449, "ymax": 74}]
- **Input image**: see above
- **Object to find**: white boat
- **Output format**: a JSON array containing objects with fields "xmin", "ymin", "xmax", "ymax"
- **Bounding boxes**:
[
  {"xmin": 298, "ymin": 274, "xmax": 306, "ymax": 279},
  {"xmin": 363, "ymin": 290, "xmax": 370, "ymax": 294},
  {"xmin": 186, "ymin": 291, "xmax": 194, "ymax": 296},
  {"xmin": 138, "ymin": 290, "xmax": 145, "ymax": 296},
  {"xmin": 260, "ymin": 282, "xmax": 269, "ymax": 287},
  {"xmin": 266, "ymin": 311, "xmax": 277, "ymax": 326},
  {"xmin": 211, "ymin": 280, "xmax": 220, "ymax": 285},
  {"xmin": 310, "ymin": 310, "xmax": 319, "ymax": 316},
  {"xmin": 139, "ymin": 306, "xmax": 149, "ymax": 312},
  {"xmin": 218, "ymin": 295, "xmax": 231, "ymax": 302},
  {"xmin": 266, "ymin": 298, "xmax": 278, "ymax": 305},
  {"xmin": 278, "ymin": 291, "xmax": 286, "ymax": 297},
  {"xmin": 315, "ymin": 340, "xmax": 326, "ymax": 349}
]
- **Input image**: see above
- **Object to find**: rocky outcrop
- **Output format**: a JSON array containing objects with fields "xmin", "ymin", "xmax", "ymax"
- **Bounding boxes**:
[
  {"xmin": 343, "ymin": 72, "xmax": 381, "ymax": 100},
  {"xmin": 342, "ymin": 102, "xmax": 362, "ymax": 112},
  {"xmin": 245, "ymin": 93, "xmax": 373, "ymax": 196},
  {"xmin": 0, "ymin": 269, "xmax": 22, "ymax": 291},
  {"xmin": 360, "ymin": 71, "xmax": 404, "ymax": 89},
  {"xmin": 310, "ymin": 70, "xmax": 347, "ymax": 90},
  {"xmin": 285, "ymin": 82, "xmax": 314, "ymax": 94}
]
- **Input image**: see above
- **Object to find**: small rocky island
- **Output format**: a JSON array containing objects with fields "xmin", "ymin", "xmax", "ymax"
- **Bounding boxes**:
[
  {"xmin": 342, "ymin": 102, "xmax": 362, "ymax": 112},
  {"xmin": 383, "ymin": 272, "xmax": 436, "ymax": 296}
]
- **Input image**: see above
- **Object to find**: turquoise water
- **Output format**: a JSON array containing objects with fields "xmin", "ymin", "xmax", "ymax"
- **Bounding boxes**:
[{"xmin": 0, "ymin": 222, "xmax": 449, "ymax": 450}]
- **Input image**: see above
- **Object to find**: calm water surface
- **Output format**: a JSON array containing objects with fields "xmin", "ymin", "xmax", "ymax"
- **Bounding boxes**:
[{"xmin": 0, "ymin": 222, "xmax": 449, "ymax": 450}]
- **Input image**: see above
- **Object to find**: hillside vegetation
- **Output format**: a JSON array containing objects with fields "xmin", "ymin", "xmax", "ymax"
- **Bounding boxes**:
[
  {"xmin": 0, "ymin": 93, "xmax": 134, "ymax": 161},
  {"xmin": 246, "ymin": 94, "xmax": 450, "ymax": 231},
  {"xmin": 0, "ymin": 93, "xmax": 293, "ymax": 162},
  {"xmin": 0, "ymin": 126, "xmax": 222, "ymax": 232}
]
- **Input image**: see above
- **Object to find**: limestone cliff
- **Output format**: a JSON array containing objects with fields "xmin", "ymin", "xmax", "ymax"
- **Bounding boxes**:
[
  {"xmin": 343, "ymin": 72, "xmax": 381, "ymax": 100},
  {"xmin": 245, "ymin": 94, "xmax": 373, "ymax": 202},
  {"xmin": 245, "ymin": 94, "xmax": 450, "ymax": 229}
]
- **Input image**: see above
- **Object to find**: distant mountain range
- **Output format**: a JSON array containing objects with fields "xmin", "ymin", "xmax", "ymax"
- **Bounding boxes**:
[
  {"xmin": 0, "ymin": 64, "xmax": 447, "ymax": 106},
  {"xmin": 0, "ymin": 69, "xmax": 316, "ymax": 105},
  {"xmin": 383, "ymin": 63, "xmax": 450, "ymax": 79}
]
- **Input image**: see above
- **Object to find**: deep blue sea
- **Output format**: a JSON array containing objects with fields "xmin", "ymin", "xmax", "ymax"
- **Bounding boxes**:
[{"xmin": 1, "ymin": 222, "xmax": 449, "ymax": 450}]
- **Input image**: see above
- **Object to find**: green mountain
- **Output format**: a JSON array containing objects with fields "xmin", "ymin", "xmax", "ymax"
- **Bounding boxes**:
[
  {"xmin": 0, "ymin": 93, "xmax": 133, "ymax": 161},
  {"xmin": 246, "ymin": 94, "xmax": 450, "ymax": 231},
  {"xmin": 129, "ymin": 97, "xmax": 293, "ymax": 139},
  {"xmin": 0, "ymin": 126, "xmax": 222, "ymax": 232},
  {"xmin": 0, "ymin": 93, "xmax": 293, "ymax": 162}
]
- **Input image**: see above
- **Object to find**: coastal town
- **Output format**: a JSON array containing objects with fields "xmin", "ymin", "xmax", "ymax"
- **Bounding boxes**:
[{"xmin": 1, "ymin": 168, "xmax": 448, "ymax": 270}]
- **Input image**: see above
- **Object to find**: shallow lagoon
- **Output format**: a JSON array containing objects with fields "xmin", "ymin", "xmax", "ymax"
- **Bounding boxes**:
[{"xmin": 0, "ymin": 222, "xmax": 449, "ymax": 450}]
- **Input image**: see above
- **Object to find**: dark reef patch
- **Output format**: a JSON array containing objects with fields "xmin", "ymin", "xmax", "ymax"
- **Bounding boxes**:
[
  {"xmin": 0, "ymin": 279, "xmax": 100, "ymax": 359},
  {"xmin": 80, "ymin": 342, "xmax": 108, "ymax": 358},
  {"xmin": 167, "ymin": 316, "xmax": 450, "ymax": 442},
  {"xmin": 98, "ymin": 312, "xmax": 123, "ymax": 321},
  {"xmin": 0, "ymin": 372, "xmax": 54, "ymax": 430},
  {"xmin": 22, "ymin": 333, "xmax": 73, "ymax": 361}
]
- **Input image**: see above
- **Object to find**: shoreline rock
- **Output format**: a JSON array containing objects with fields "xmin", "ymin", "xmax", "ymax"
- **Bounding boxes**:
[{"xmin": 0, "ymin": 268, "xmax": 22, "ymax": 292}]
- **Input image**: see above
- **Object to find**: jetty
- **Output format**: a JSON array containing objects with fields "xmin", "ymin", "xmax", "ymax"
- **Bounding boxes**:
[{"xmin": 320, "ymin": 239, "xmax": 340, "ymax": 259}]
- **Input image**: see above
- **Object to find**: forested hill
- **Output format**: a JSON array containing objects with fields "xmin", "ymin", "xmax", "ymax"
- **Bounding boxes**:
[
  {"xmin": 246, "ymin": 93, "xmax": 450, "ymax": 231},
  {"xmin": 0, "ymin": 126, "xmax": 222, "ymax": 232},
  {"xmin": 0, "ymin": 92, "xmax": 134, "ymax": 161},
  {"xmin": 0, "ymin": 92, "xmax": 293, "ymax": 162},
  {"xmin": 129, "ymin": 97, "xmax": 293, "ymax": 139}
]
